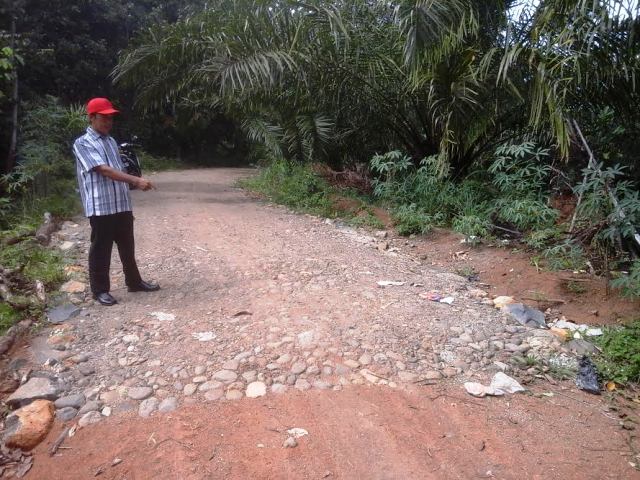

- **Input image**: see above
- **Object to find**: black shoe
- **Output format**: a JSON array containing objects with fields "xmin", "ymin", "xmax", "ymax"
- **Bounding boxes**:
[
  {"xmin": 93, "ymin": 292, "xmax": 118, "ymax": 306},
  {"xmin": 128, "ymin": 280, "xmax": 160, "ymax": 293}
]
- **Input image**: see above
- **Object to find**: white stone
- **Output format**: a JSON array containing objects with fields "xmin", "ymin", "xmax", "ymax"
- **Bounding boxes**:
[{"xmin": 246, "ymin": 382, "xmax": 267, "ymax": 398}]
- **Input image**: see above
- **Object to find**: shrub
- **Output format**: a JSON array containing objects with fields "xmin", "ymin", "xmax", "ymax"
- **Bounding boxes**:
[
  {"xmin": 0, "ymin": 303, "xmax": 20, "ymax": 335},
  {"xmin": 0, "ymin": 240, "xmax": 65, "ymax": 288},
  {"xmin": 452, "ymin": 214, "xmax": 490, "ymax": 240},
  {"xmin": 240, "ymin": 160, "xmax": 335, "ymax": 216},
  {"xmin": 610, "ymin": 260, "xmax": 640, "ymax": 298},
  {"xmin": 594, "ymin": 320, "xmax": 640, "ymax": 385},
  {"xmin": 1, "ymin": 97, "xmax": 85, "ymax": 228},
  {"xmin": 542, "ymin": 241, "xmax": 587, "ymax": 271},
  {"xmin": 392, "ymin": 204, "xmax": 435, "ymax": 236}
]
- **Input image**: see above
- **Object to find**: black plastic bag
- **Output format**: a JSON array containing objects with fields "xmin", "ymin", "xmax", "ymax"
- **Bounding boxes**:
[{"xmin": 576, "ymin": 355, "xmax": 600, "ymax": 394}]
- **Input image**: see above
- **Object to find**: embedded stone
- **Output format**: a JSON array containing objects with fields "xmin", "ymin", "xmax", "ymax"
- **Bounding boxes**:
[
  {"xmin": 6, "ymin": 377, "xmax": 60, "ymax": 408},
  {"xmin": 246, "ymin": 382, "xmax": 267, "ymax": 398},
  {"xmin": 3, "ymin": 400, "xmax": 55, "ymax": 450}
]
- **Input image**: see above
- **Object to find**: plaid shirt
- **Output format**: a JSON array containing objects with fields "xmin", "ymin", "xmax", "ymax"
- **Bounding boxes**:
[{"xmin": 73, "ymin": 127, "xmax": 132, "ymax": 217}]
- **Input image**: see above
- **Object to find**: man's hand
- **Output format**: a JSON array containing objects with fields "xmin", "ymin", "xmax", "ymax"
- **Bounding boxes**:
[
  {"xmin": 95, "ymin": 165, "xmax": 156, "ymax": 191},
  {"xmin": 135, "ymin": 177, "xmax": 155, "ymax": 191}
]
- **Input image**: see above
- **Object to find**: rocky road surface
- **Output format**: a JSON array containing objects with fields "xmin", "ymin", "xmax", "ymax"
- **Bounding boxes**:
[{"xmin": 4, "ymin": 169, "xmax": 637, "ymax": 479}]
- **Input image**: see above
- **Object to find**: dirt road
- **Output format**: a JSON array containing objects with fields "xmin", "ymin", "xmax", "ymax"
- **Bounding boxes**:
[{"xmin": 20, "ymin": 169, "xmax": 639, "ymax": 479}]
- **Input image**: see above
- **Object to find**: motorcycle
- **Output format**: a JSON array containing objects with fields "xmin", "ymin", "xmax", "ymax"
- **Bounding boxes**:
[{"xmin": 118, "ymin": 136, "xmax": 143, "ymax": 188}]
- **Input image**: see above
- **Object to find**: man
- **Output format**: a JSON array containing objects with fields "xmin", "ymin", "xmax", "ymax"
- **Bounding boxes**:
[{"xmin": 72, "ymin": 97, "xmax": 160, "ymax": 306}]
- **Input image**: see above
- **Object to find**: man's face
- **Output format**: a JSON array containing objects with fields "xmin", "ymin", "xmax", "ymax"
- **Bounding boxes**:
[{"xmin": 90, "ymin": 113, "xmax": 114, "ymax": 136}]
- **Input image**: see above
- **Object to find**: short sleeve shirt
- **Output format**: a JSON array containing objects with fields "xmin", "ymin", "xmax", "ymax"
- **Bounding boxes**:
[{"xmin": 73, "ymin": 127, "xmax": 132, "ymax": 217}]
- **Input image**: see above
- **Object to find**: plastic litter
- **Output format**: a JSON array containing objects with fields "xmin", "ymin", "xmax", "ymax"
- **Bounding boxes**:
[
  {"xmin": 419, "ymin": 292, "xmax": 454, "ymax": 304},
  {"xmin": 149, "ymin": 312, "xmax": 175, "ymax": 321},
  {"xmin": 420, "ymin": 292, "xmax": 442, "ymax": 301},
  {"xmin": 464, "ymin": 372, "xmax": 525, "ymax": 397},
  {"xmin": 377, "ymin": 280, "xmax": 405, "ymax": 287},
  {"xmin": 464, "ymin": 382, "xmax": 502, "ymax": 398},
  {"xmin": 551, "ymin": 320, "xmax": 603, "ymax": 337},
  {"xmin": 192, "ymin": 331, "xmax": 217, "ymax": 342},
  {"xmin": 286, "ymin": 428, "xmax": 309, "ymax": 438},
  {"xmin": 490, "ymin": 372, "xmax": 525, "ymax": 394},
  {"xmin": 575, "ymin": 355, "xmax": 601, "ymax": 394},
  {"xmin": 502, "ymin": 303, "xmax": 547, "ymax": 329}
]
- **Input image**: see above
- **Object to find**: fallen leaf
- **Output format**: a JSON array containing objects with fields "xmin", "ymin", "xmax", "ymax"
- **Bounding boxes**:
[{"xmin": 606, "ymin": 381, "xmax": 617, "ymax": 392}]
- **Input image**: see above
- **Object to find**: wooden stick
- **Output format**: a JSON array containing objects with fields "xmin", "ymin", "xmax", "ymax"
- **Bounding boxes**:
[
  {"xmin": 522, "ymin": 296, "xmax": 566, "ymax": 304},
  {"xmin": 490, "ymin": 224, "xmax": 522, "ymax": 236},
  {"xmin": 49, "ymin": 426, "xmax": 71, "ymax": 456}
]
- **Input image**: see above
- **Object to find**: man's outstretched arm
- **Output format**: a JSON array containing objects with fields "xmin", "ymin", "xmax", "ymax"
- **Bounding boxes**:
[{"xmin": 94, "ymin": 165, "xmax": 155, "ymax": 191}]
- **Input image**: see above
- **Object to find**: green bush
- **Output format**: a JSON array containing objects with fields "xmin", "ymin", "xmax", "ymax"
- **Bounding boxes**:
[
  {"xmin": 349, "ymin": 211, "xmax": 385, "ymax": 229},
  {"xmin": 240, "ymin": 160, "xmax": 336, "ymax": 216},
  {"xmin": 610, "ymin": 260, "xmax": 640, "ymax": 298},
  {"xmin": 370, "ymin": 143, "xmax": 562, "ymax": 240},
  {"xmin": 452, "ymin": 214, "xmax": 490, "ymax": 240},
  {"xmin": 594, "ymin": 320, "xmax": 640, "ymax": 384},
  {"xmin": 1, "ymin": 97, "xmax": 84, "ymax": 228},
  {"xmin": 488, "ymin": 142, "xmax": 558, "ymax": 230},
  {"xmin": 524, "ymin": 226, "xmax": 564, "ymax": 249},
  {"xmin": 0, "ymin": 303, "xmax": 20, "ymax": 335},
  {"xmin": 392, "ymin": 204, "xmax": 435, "ymax": 236},
  {"xmin": 0, "ymin": 240, "xmax": 65, "ymax": 288},
  {"xmin": 542, "ymin": 242, "xmax": 587, "ymax": 271}
]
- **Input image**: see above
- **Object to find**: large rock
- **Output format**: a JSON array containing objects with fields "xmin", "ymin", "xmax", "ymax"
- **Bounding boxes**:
[
  {"xmin": 3, "ymin": 400, "xmax": 55, "ymax": 450},
  {"xmin": 6, "ymin": 377, "xmax": 60, "ymax": 408}
]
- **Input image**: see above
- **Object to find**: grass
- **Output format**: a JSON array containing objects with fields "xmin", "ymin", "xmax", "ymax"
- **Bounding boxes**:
[
  {"xmin": 0, "ymin": 303, "xmax": 20, "ymax": 335},
  {"xmin": 563, "ymin": 280, "xmax": 588, "ymax": 294},
  {"xmin": 0, "ymin": 239, "xmax": 66, "ymax": 288},
  {"xmin": 348, "ymin": 210, "xmax": 385, "ymax": 229},
  {"xmin": 138, "ymin": 151, "xmax": 183, "ymax": 172},
  {"xmin": 239, "ymin": 160, "xmax": 339, "ymax": 217},
  {"xmin": 455, "ymin": 265, "xmax": 478, "ymax": 279},
  {"xmin": 548, "ymin": 363, "xmax": 575, "ymax": 381},
  {"xmin": 593, "ymin": 320, "xmax": 640, "ymax": 385}
]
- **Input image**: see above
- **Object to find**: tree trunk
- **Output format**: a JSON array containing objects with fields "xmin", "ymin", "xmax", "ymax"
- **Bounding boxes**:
[{"xmin": 5, "ymin": 13, "xmax": 19, "ymax": 174}]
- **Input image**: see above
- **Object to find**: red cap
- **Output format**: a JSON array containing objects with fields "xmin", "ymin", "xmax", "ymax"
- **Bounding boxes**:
[{"xmin": 86, "ymin": 98, "xmax": 119, "ymax": 115}]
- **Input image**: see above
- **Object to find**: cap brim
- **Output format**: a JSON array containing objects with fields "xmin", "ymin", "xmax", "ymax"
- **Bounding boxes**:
[{"xmin": 96, "ymin": 108, "xmax": 120, "ymax": 115}]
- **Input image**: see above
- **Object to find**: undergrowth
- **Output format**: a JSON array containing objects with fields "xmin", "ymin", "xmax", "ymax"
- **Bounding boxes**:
[
  {"xmin": 0, "ymin": 240, "xmax": 66, "ymax": 288},
  {"xmin": 240, "ymin": 160, "xmax": 338, "ymax": 217},
  {"xmin": 138, "ymin": 151, "xmax": 183, "ymax": 172},
  {"xmin": 594, "ymin": 320, "xmax": 640, "ymax": 385}
]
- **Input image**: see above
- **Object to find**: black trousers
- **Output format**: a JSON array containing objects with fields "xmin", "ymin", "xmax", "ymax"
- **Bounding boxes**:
[{"xmin": 88, "ymin": 211, "xmax": 142, "ymax": 294}]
